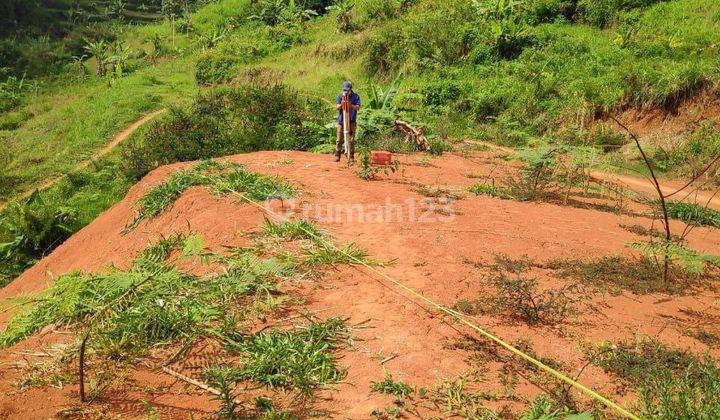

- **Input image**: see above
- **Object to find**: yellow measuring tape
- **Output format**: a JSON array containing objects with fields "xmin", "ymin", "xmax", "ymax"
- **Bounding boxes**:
[{"xmin": 226, "ymin": 187, "xmax": 640, "ymax": 419}]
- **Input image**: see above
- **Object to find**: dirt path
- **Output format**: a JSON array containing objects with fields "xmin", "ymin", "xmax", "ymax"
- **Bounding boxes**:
[
  {"xmin": 0, "ymin": 109, "xmax": 167, "ymax": 211},
  {"xmin": 464, "ymin": 139, "xmax": 720, "ymax": 210}
]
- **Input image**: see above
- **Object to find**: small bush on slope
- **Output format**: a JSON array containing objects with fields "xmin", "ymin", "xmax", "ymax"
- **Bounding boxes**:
[
  {"xmin": 0, "ymin": 195, "xmax": 78, "ymax": 286},
  {"xmin": 122, "ymin": 84, "xmax": 328, "ymax": 179}
]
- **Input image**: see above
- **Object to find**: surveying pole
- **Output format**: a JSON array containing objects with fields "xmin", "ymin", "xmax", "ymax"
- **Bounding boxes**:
[{"xmin": 341, "ymin": 92, "xmax": 351, "ymax": 158}]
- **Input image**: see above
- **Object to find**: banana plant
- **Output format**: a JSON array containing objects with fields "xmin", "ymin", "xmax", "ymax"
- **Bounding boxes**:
[
  {"xmin": 366, "ymin": 74, "xmax": 404, "ymax": 112},
  {"xmin": 326, "ymin": 0, "xmax": 356, "ymax": 33},
  {"xmin": 83, "ymin": 39, "xmax": 110, "ymax": 76}
]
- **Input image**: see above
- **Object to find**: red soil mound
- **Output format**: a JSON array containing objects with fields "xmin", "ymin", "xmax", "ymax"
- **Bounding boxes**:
[{"xmin": 1, "ymin": 150, "xmax": 719, "ymax": 418}]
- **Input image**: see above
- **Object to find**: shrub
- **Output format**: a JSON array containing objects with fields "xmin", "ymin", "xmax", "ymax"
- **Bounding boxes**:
[
  {"xmin": 522, "ymin": 0, "xmax": 577, "ymax": 25},
  {"xmin": 576, "ymin": 0, "xmax": 622, "ymax": 28},
  {"xmin": 0, "ymin": 196, "xmax": 78, "ymax": 283},
  {"xmin": 427, "ymin": 139, "xmax": 452, "ymax": 156},
  {"xmin": 666, "ymin": 202, "xmax": 720, "ymax": 228},
  {"xmin": 122, "ymin": 84, "xmax": 326, "ymax": 179},
  {"xmin": 469, "ymin": 91, "xmax": 507, "ymax": 121},
  {"xmin": 364, "ymin": 27, "xmax": 406, "ymax": 75},
  {"xmin": 422, "ymin": 80, "xmax": 467, "ymax": 108},
  {"xmin": 486, "ymin": 269, "xmax": 577, "ymax": 325},
  {"xmin": 361, "ymin": 0, "xmax": 401, "ymax": 23},
  {"xmin": 195, "ymin": 50, "xmax": 237, "ymax": 85}
]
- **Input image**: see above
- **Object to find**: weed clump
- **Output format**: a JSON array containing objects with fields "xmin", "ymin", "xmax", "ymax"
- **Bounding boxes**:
[
  {"xmin": 226, "ymin": 318, "xmax": 350, "ymax": 398},
  {"xmin": 263, "ymin": 218, "xmax": 322, "ymax": 242},
  {"xmin": 482, "ymin": 255, "xmax": 578, "ymax": 325},
  {"xmin": 592, "ymin": 338, "xmax": 720, "ymax": 418},
  {"xmin": 469, "ymin": 183, "xmax": 512, "ymax": 199},
  {"xmin": 371, "ymin": 371, "xmax": 414, "ymax": 398},
  {"xmin": 427, "ymin": 378, "xmax": 497, "ymax": 419},
  {"xmin": 127, "ymin": 160, "xmax": 295, "ymax": 231},
  {"xmin": 303, "ymin": 243, "xmax": 374, "ymax": 266},
  {"xmin": 545, "ymin": 254, "xmax": 717, "ymax": 295}
]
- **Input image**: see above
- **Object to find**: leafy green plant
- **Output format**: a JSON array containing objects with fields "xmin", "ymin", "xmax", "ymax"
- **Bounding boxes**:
[
  {"xmin": 521, "ymin": 396, "xmax": 593, "ymax": 420},
  {"xmin": 427, "ymin": 377, "xmax": 497, "ymax": 418},
  {"xmin": 83, "ymin": 39, "xmax": 110, "ymax": 76},
  {"xmin": 469, "ymin": 182, "xmax": 512, "ymax": 199},
  {"xmin": 371, "ymin": 370, "xmax": 414, "ymax": 397},
  {"xmin": 0, "ymin": 195, "xmax": 78, "ymax": 283},
  {"xmin": 326, "ymin": 0, "xmax": 356, "ymax": 32},
  {"xmin": 205, "ymin": 366, "xmax": 242, "ymax": 419},
  {"xmin": 0, "ymin": 231, "xmax": 289, "ymax": 353},
  {"xmin": 0, "ymin": 74, "xmax": 28, "ymax": 112},
  {"xmin": 227, "ymin": 318, "xmax": 349, "ymax": 398}
]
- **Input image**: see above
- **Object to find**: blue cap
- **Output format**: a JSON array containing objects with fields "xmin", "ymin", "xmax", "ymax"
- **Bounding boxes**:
[{"xmin": 342, "ymin": 81, "xmax": 352, "ymax": 91}]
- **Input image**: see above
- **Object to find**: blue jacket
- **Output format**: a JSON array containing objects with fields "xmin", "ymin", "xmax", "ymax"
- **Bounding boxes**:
[{"xmin": 337, "ymin": 92, "xmax": 361, "ymax": 124}]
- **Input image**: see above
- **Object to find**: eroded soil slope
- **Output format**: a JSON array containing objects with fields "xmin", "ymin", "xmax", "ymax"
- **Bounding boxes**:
[{"xmin": 1, "ymin": 150, "xmax": 719, "ymax": 418}]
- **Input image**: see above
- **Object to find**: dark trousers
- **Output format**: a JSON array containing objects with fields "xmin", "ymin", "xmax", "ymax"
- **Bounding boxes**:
[{"xmin": 336, "ymin": 122, "xmax": 356, "ymax": 157}]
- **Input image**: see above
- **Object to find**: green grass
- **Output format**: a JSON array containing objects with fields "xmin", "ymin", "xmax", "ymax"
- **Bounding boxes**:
[
  {"xmin": 666, "ymin": 201, "xmax": 720, "ymax": 228},
  {"xmin": 127, "ymin": 160, "xmax": 296, "ymax": 231},
  {"xmin": 1, "ymin": 57, "xmax": 196, "ymax": 202},
  {"xmin": 226, "ymin": 318, "xmax": 349, "ymax": 397},
  {"xmin": 594, "ymin": 338, "xmax": 699, "ymax": 386}
]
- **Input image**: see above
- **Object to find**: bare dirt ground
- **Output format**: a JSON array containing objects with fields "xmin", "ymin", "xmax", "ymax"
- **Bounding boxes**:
[{"xmin": 1, "ymin": 150, "xmax": 719, "ymax": 419}]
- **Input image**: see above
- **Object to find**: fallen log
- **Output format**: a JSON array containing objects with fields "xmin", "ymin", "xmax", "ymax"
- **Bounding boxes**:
[{"xmin": 394, "ymin": 119, "xmax": 428, "ymax": 151}]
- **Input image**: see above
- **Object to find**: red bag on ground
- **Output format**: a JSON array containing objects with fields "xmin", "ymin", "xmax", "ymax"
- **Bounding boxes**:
[{"xmin": 371, "ymin": 151, "xmax": 392, "ymax": 165}]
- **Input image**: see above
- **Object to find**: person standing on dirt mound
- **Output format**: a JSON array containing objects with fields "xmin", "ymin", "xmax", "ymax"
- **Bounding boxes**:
[{"xmin": 334, "ymin": 81, "xmax": 361, "ymax": 163}]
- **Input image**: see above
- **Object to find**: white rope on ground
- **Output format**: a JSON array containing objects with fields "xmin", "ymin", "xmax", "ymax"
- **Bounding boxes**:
[{"xmin": 226, "ymin": 187, "xmax": 641, "ymax": 420}]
